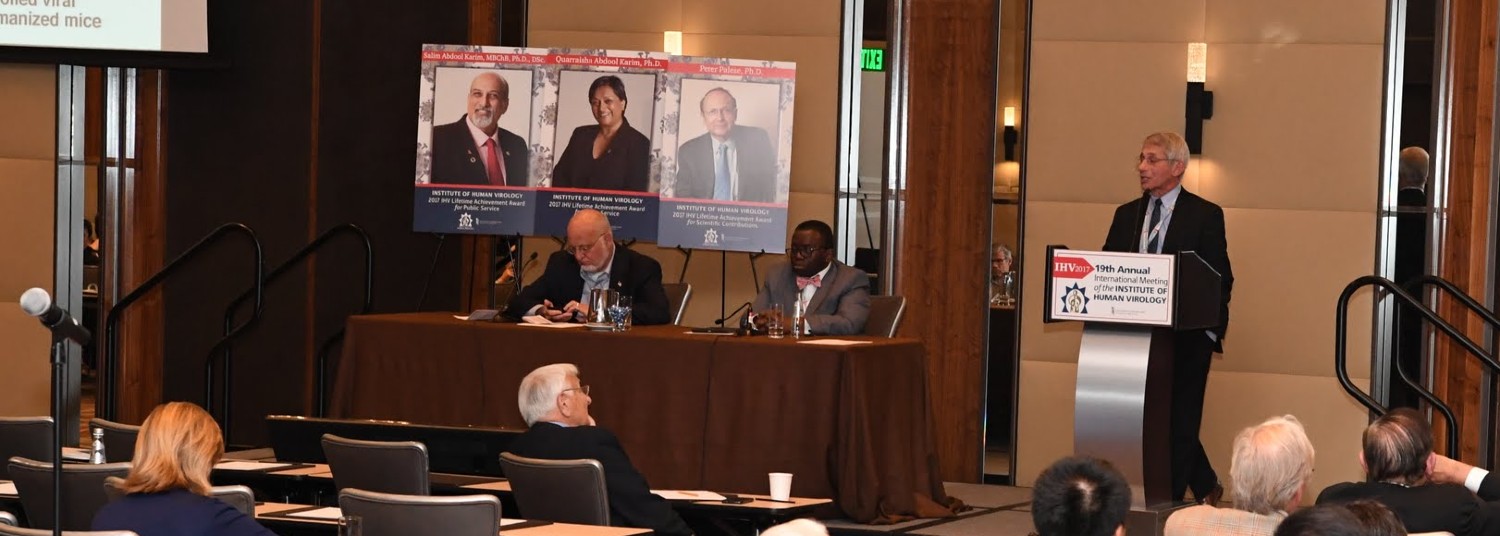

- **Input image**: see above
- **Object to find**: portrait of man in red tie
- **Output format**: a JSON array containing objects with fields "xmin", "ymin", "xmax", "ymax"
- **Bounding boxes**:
[
  {"xmin": 751, "ymin": 219, "xmax": 871, "ymax": 335},
  {"xmin": 429, "ymin": 70, "xmax": 531, "ymax": 187}
]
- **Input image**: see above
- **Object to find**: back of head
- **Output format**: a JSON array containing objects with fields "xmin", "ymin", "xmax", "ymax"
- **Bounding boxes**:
[
  {"xmin": 1031, "ymin": 456, "xmax": 1131, "ymax": 536},
  {"xmin": 119, "ymin": 402, "xmax": 223, "ymax": 495},
  {"xmin": 518, "ymin": 363, "xmax": 578, "ymax": 426},
  {"xmin": 1344, "ymin": 499, "xmax": 1408, "ymax": 536},
  {"xmin": 1398, "ymin": 147, "xmax": 1430, "ymax": 189},
  {"xmin": 761, "ymin": 519, "xmax": 828, "ymax": 536},
  {"xmin": 1229, "ymin": 414, "xmax": 1315, "ymax": 514},
  {"xmin": 1273, "ymin": 504, "xmax": 1368, "ymax": 536},
  {"xmin": 1362, "ymin": 408, "xmax": 1432, "ymax": 485}
]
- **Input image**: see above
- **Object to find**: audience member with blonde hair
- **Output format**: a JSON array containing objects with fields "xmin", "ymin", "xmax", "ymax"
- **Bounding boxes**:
[
  {"xmin": 91, "ymin": 402, "xmax": 274, "ymax": 536},
  {"xmin": 1165, "ymin": 415, "xmax": 1315, "ymax": 535}
]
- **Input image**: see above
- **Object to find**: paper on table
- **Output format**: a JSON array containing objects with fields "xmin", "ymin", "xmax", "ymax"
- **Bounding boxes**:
[
  {"xmin": 287, "ymin": 506, "xmax": 344, "ymax": 519},
  {"xmin": 216, "ymin": 461, "xmax": 294, "ymax": 471},
  {"xmin": 500, "ymin": 519, "xmax": 530, "ymax": 527},
  {"xmin": 520, "ymin": 322, "xmax": 586, "ymax": 329},
  {"xmin": 796, "ymin": 339, "xmax": 873, "ymax": 346},
  {"xmin": 651, "ymin": 490, "xmax": 727, "ymax": 501},
  {"xmin": 0, "ymin": 481, "xmax": 16, "ymax": 495},
  {"xmin": 61, "ymin": 447, "xmax": 89, "ymax": 461},
  {"xmin": 452, "ymin": 314, "xmax": 471, "ymax": 321}
]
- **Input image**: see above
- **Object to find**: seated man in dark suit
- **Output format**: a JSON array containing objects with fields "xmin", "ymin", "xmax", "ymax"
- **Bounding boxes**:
[
  {"xmin": 751, "ymin": 220, "xmax": 870, "ymax": 335},
  {"xmin": 1316, "ymin": 407, "xmax": 1500, "ymax": 535},
  {"xmin": 504, "ymin": 209, "xmax": 670, "ymax": 324},
  {"xmin": 507, "ymin": 364, "xmax": 692, "ymax": 536}
]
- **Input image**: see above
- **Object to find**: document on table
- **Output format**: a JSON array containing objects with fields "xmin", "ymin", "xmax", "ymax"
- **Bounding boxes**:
[
  {"xmin": 216, "ymin": 461, "xmax": 295, "ymax": 471},
  {"xmin": 652, "ymin": 489, "xmax": 727, "ymax": 501},
  {"xmin": 520, "ymin": 316, "xmax": 586, "ymax": 328},
  {"xmin": 287, "ymin": 506, "xmax": 344, "ymax": 519},
  {"xmin": 797, "ymin": 339, "xmax": 873, "ymax": 346},
  {"xmin": 0, "ymin": 481, "xmax": 15, "ymax": 495},
  {"xmin": 61, "ymin": 447, "xmax": 89, "ymax": 461}
]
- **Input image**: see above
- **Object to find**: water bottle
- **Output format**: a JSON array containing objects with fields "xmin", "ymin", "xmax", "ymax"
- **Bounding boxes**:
[
  {"xmin": 791, "ymin": 299, "xmax": 806, "ymax": 339},
  {"xmin": 90, "ymin": 427, "xmax": 106, "ymax": 464}
]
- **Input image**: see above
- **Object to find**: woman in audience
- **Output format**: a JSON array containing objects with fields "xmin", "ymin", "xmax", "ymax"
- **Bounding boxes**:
[{"xmin": 92, "ymin": 401, "xmax": 274, "ymax": 536}]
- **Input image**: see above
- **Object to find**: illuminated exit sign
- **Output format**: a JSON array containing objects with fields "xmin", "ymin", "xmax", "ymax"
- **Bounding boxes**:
[{"xmin": 861, "ymin": 48, "xmax": 884, "ymax": 71}]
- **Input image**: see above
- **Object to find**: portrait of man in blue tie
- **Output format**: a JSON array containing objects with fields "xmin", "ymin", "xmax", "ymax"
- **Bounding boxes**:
[{"xmin": 671, "ymin": 86, "xmax": 778, "ymax": 203}]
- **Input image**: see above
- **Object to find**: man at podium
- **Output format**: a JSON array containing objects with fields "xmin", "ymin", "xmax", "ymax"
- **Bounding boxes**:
[{"xmin": 1102, "ymin": 131, "xmax": 1234, "ymax": 505}]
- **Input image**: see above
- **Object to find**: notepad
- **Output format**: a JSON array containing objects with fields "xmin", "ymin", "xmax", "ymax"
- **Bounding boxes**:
[
  {"xmin": 0, "ymin": 482, "xmax": 16, "ymax": 496},
  {"xmin": 796, "ymin": 339, "xmax": 873, "ymax": 346},
  {"xmin": 651, "ymin": 490, "xmax": 727, "ymax": 501},
  {"xmin": 216, "ymin": 461, "xmax": 294, "ymax": 471},
  {"xmin": 287, "ymin": 506, "xmax": 344, "ymax": 520}
]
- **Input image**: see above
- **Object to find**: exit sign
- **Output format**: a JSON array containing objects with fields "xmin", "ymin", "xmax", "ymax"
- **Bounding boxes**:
[{"xmin": 861, "ymin": 48, "xmax": 884, "ymax": 71}]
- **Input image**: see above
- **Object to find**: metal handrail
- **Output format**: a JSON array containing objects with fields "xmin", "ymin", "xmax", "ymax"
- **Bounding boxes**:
[
  {"xmin": 211, "ymin": 223, "xmax": 374, "ymax": 442},
  {"xmin": 101, "ymin": 223, "xmax": 263, "ymax": 420},
  {"xmin": 1397, "ymin": 275, "xmax": 1500, "ymax": 463}
]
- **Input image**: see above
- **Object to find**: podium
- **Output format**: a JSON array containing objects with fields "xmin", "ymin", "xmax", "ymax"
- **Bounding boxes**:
[{"xmin": 1043, "ymin": 246, "xmax": 1223, "ymax": 532}]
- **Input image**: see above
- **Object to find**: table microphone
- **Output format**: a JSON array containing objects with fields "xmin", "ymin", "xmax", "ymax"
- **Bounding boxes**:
[
  {"xmin": 714, "ymin": 302, "xmax": 754, "ymax": 325},
  {"xmin": 19, "ymin": 288, "xmax": 92, "ymax": 345},
  {"xmin": 690, "ymin": 302, "xmax": 752, "ymax": 334}
]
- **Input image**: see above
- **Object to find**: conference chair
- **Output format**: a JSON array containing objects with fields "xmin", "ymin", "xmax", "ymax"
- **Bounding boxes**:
[
  {"xmin": 8, "ymin": 456, "xmax": 131, "ymax": 530},
  {"xmin": 88, "ymin": 418, "xmax": 141, "ymax": 463},
  {"xmin": 498, "ymin": 452, "xmax": 608, "ymax": 526},
  {"xmin": 663, "ymin": 282, "xmax": 692, "ymax": 325},
  {"xmin": 0, "ymin": 512, "xmax": 13, "ymax": 526},
  {"xmin": 338, "ymin": 488, "xmax": 501, "ymax": 536},
  {"xmin": 863, "ymin": 295, "xmax": 907, "ymax": 337},
  {"xmin": 0, "ymin": 417, "xmax": 54, "ymax": 475},
  {"xmin": 0, "ymin": 527, "xmax": 137, "ymax": 536},
  {"xmin": 103, "ymin": 477, "xmax": 256, "ymax": 516},
  {"xmin": 321, "ymin": 434, "xmax": 430, "ymax": 495}
]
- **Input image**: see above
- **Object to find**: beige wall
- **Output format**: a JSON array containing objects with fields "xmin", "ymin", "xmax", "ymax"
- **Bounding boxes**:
[
  {"xmin": 0, "ymin": 63, "xmax": 58, "ymax": 416},
  {"xmin": 1017, "ymin": 0, "xmax": 1385, "ymax": 501},
  {"xmin": 529, "ymin": 0, "xmax": 841, "ymax": 326}
]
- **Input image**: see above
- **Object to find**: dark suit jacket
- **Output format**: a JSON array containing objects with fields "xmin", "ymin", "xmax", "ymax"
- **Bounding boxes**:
[
  {"xmin": 751, "ymin": 260, "xmax": 871, "ymax": 335},
  {"xmin": 1318, "ymin": 480, "xmax": 1500, "ymax": 536},
  {"xmin": 430, "ymin": 115, "xmax": 529, "ymax": 186},
  {"xmin": 1103, "ymin": 188, "xmax": 1233, "ymax": 349},
  {"xmin": 551, "ymin": 122, "xmax": 651, "ymax": 192},
  {"xmin": 507, "ymin": 422, "xmax": 691, "ymax": 536},
  {"xmin": 92, "ymin": 489, "xmax": 276, "ymax": 536},
  {"xmin": 504, "ymin": 247, "xmax": 670, "ymax": 325},
  {"xmin": 674, "ymin": 126, "xmax": 776, "ymax": 202}
]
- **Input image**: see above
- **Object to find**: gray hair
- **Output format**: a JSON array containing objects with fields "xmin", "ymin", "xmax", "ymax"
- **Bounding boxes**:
[
  {"xmin": 1143, "ymin": 131, "xmax": 1191, "ymax": 170},
  {"xmin": 1230, "ymin": 414, "xmax": 1315, "ymax": 514},
  {"xmin": 993, "ymin": 244, "xmax": 1014, "ymax": 262},
  {"xmin": 518, "ymin": 363, "xmax": 578, "ymax": 426},
  {"xmin": 760, "ymin": 519, "xmax": 828, "ymax": 536}
]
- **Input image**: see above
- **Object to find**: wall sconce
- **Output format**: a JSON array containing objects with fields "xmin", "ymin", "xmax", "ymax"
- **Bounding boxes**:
[
  {"xmin": 663, "ymin": 31, "xmax": 683, "ymax": 55},
  {"xmin": 1185, "ymin": 42, "xmax": 1213, "ymax": 154},
  {"xmin": 1002, "ymin": 106, "xmax": 1019, "ymax": 161}
]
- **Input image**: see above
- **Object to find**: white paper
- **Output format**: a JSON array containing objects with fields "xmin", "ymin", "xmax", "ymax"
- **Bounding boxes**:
[
  {"xmin": 796, "ymin": 339, "xmax": 873, "ymax": 346},
  {"xmin": 453, "ymin": 314, "xmax": 471, "ymax": 321},
  {"xmin": 651, "ymin": 489, "xmax": 727, "ymax": 501},
  {"xmin": 500, "ymin": 519, "xmax": 530, "ymax": 527},
  {"xmin": 519, "ymin": 322, "xmax": 585, "ymax": 329},
  {"xmin": 0, "ymin": 481, "xmax": 16, "ymax": 496},
  {"xmin": 215, "ymin": 461, "xmax": 294, "ymax": 471},
  {"xmin": 61, "ymin": 447, "xmax": 89, "ymax": 461},
  {"xmin": 521, "ymin": 315, "xmax": 553, "ymax": 324},
  {"xmin": 684, "ymin": 331, "xmax": 734, "ymax": 336},
  {"xmin": 286, "ymin": 506, "xmax": 344, "ymax": 520}
]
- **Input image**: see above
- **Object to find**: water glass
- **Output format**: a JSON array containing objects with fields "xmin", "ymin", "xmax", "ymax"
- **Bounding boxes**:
[
  {"xmin": 608, "ymin": 296, "xmax": 633, "ymax": 332},
  {"xmin": 767, "ymin": 303, "xmax": 785, "ymax": 339},
  {"xmin": 337, "ymin": 515, "xmax": 362, "ymax": 536}
]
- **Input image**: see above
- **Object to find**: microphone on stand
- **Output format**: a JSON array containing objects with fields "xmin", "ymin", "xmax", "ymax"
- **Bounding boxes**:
[{"xmin": 19, "ymin": 288, "xmax": 92, "ymax": 345}]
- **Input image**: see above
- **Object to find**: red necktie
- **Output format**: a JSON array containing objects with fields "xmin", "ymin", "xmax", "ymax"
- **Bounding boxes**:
[
  {"xmin": 796, "ymin": 274, "xmax": 822, "ymax": 291},
  {"xmin": 483, "ymin": 138, "xmax": 505, "ymax": 185}
]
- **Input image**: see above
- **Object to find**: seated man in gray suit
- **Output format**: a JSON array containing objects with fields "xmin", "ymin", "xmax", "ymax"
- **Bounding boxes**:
[{"xmin": 752, "ymin": 220, "xmax": 870, "ymax": 335}]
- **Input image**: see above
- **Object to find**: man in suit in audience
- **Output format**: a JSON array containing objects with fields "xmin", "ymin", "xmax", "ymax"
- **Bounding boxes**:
[
  {"xmin": 504, "ymin": 209, "xmax": 670, "ymax": 324},
  {"xmin": 752, "ymin": 220, "xmax": 870, "ymax": 335},
  {"xmin": 507, "ymin": 364, "xmax": 692, "ymax": 536},
  {"xmin": 1166, "ymin": 415, "xmax": 1315, "ymax": 535},
  {"xmin": 430, "ymin": 71, "xmax": 529, "ymax": 186},
  {"xmin": 673, "ymin": 87, "xmax": 777, "ymax": 202},
  {"xmin": 1316, "ymin": 407, "xmax": 1500, "ymax": 535},
  {"xmin": 1102, "ymin": 131, "xmax": 1233, "ymax": 505},
  {"xmin": 1031, "ymin": 456, "xmax": 1131, "ymax": 536}
]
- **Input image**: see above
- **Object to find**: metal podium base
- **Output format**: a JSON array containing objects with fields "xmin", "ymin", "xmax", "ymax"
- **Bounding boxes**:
[{"xmin": 1125, "ymin": 501, "xmax": 1196, "ymax": 536}]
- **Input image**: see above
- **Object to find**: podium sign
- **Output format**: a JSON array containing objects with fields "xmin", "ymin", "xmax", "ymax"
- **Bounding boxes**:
[{"xmin": 1045, "ymin": 249, "xmax": 1176, "ymax": 326}]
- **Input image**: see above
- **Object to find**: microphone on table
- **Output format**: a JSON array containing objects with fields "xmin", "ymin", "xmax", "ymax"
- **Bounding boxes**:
[
  {"xmin": 691, "ymin": 302, "xmax": 753, "ymax": 334},
  {"xmin": 714, "ymin": 302, "xmax": 754, "ymax": 326},
  {"xmin": 19, "ymin": 288, "xmax": 92, "ymax": 345}
]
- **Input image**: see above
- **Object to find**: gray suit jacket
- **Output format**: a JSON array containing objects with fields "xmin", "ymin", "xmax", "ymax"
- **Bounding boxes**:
[{"xmin": 752, "ymin": 260, "xmax": 871, "ymax": 335}]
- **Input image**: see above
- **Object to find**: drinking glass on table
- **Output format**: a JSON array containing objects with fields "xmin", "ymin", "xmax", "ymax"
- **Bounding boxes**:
[
  {"xmin": 608, "ymin": 295, "xmax": 632, "ymax": 332},
  {"xmin": 337, "ymin": 515, "xmax": 362, "ymax": 536},
  {"xmin": 766, "ymin": 303, "xmax": 786, "ymax": 339}
]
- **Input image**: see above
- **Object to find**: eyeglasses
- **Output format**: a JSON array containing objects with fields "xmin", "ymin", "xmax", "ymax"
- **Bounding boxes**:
[
  {"xmin": 787, "ymin": 245, "xmax": 826, "ymax": 258},
  {"xmin": 562, "ymin": 385, "xmax": 590, "ymax": 396},
  {"xmin": 565, "ymin": 233, "xmax": 607, "ymax": 256},
  {"xmin": 1136, "ymin": 154, "xmax": 1177, "ymax": 166}
]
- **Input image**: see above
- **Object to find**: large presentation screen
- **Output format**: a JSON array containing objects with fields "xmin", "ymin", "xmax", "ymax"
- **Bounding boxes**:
[
  {"xmin": 413, "ymin": 44, "xmax": 797, "ymax": 253},
  {"xmin": 0, "ymin": 0, "xmax": 208, "ymax": 53}
]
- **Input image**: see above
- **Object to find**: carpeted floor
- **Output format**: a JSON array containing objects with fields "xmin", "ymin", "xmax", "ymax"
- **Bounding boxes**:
[{"xmin": 825, "ymin": 483, "xmax": 1036, "ymax": 536}]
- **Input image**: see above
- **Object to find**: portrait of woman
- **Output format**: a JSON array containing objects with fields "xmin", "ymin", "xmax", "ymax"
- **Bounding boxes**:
[{"xmin": 551, "ymin": 74, "xmax": 652, "ymax": 192}]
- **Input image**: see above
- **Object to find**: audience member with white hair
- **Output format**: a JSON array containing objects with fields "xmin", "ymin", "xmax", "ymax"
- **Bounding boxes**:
[
  {"xmin": 760, "ymin": 519, "xmax": 828, "ymax": 536},
  {"xmin": 1165, "ymin": 415, "xmax": 1315, "ymax": 535}
]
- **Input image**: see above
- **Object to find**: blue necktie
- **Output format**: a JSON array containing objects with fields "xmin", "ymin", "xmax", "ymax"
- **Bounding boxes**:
[
  {"xmin": 713, "ymin": 144, "xmax": 732, "ymax": 200},
  {"xmin": 1146, "ymin": 198, "xmax": 1163, "ymax": 254}
]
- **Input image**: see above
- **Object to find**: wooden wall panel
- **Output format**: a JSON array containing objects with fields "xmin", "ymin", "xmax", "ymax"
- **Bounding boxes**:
[{"xmin": 900, "ymin": 0, "xmax": 998, "ymax": 482}]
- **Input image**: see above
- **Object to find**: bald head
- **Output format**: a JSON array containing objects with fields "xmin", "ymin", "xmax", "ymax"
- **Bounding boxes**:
[
  {"xmin": 568, "ymin": 209, "xmax": 610, "ymax": 236},
  {"xmin": 1398, "ymin": 147, "xmax": 1429, "ymax": 190},
  {"xmin": 1362, "ymin": 407, "xmax": 1433, "ymax": 485},
  {"xmin": 566, "ymin": 209, "xmax": 615, "ymax": 272}
]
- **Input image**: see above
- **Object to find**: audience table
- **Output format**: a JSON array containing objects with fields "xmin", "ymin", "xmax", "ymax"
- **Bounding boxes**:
[{"xmin": 329, "ymin": 312, "xmax": 954, "ymax": 522}]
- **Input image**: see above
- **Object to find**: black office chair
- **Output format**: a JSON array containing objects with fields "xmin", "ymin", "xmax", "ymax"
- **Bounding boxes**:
[
  {"xmin": 103, "ymin": 476, "xmax": 255, "ymax": 515},
  {"xmin": 663, "ymin": 282, "xmax": 693, "ymax": 325},
  {"xmin": 0, "ymin": 527, "xmax": 137, "ymax": 536},
  {"xmin": 8, "ymin": 456, "xmax": 130, "ymax": 530},
  {"xmin": 89, "ymin": 418, "xmax": 141, "ymax": 463},
  {"xmin": 863, "ymin": 295, "xmax": 907, "ymax": 337},
  {"xmin": 321, "ymin": 434, "xmax": 430, "ymax": 495},
  {"xmin": 498, "ymin": 452, "xmax": 609, "ymax": 526},
  {"xmin": 338, "ymin": 488, "xmax": 500, "ymax": 536},
  {"xmin": 0, "ymin": 417, "xmax": 54, "ymax": 476}
]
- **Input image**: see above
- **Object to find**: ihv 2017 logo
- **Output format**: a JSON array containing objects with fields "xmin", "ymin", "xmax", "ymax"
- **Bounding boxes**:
[{"xmin": 457, "ymin": 212, "xmax": 474, "ymax": 230}]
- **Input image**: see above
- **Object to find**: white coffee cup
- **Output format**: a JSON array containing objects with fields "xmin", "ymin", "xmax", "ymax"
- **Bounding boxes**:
[{"xmin": 768, "ymin": 472, "xmax": 793, "ymax": 501}]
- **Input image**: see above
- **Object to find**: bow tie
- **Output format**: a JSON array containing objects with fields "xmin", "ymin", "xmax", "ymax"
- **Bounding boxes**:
[{"xmin": 796, "ymin": 274, "xmax": 822, "ymax": 291}]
